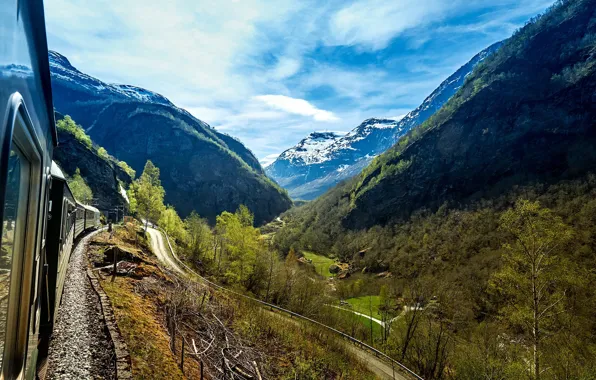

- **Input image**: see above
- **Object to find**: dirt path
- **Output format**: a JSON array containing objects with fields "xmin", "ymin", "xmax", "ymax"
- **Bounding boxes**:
[
  {"xmin": 46, "ymin": 229, "xmax": 116, "ymax": 379},
  {"xmin": 146, "ymin": 227, "xmax": 185, "ymax": 275},
  {"xmin": 148, "ymin": 228, "xmax": 412, "ymax": 380},
  {"xmin": 329, "ymin": 305, "xmax": 386, "ymax": 327}
]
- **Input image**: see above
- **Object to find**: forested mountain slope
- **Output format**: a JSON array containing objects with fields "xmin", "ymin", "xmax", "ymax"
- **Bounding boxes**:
[
  {"xmin": 280, "ymin": 0, "xmax": 596, "ymax": 237},
  {"xmin": 49, "ymin": 52, "xmax": 291, "ymax": 224},
  {"xmin": 266, "ymin": 42, "xmax": 502, "ymax": 200},
  {"xmin": 273, "ymin": 2, "xmax": 596, "ymax": 377},
  {"xmin": 345, "ymin": 0, "xmax": 596, "ymax": 229}
]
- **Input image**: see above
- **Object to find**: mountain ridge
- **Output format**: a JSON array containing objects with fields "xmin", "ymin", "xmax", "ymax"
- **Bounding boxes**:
[
  {"xmin": 277, "ymin": 0, "xmax": 596, "ymax": 235},
  {"xmin": 266, "ymin": 41, "xmax": 504, "ymax": 200},
  {"xmin": 49, "ymin": 51, "xmax": 292, "ymax": 224}
]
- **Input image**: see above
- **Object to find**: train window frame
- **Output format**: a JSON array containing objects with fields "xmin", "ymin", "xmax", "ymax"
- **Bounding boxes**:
[{"xmin": 0, "ymin": 94, "xmax": 43, "ymax": 379}]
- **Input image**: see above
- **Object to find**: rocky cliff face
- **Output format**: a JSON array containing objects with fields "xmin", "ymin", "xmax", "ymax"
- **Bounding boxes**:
[
  {"xmin": 53, "ymin": 129, "xmax": 131, "ymax": 213},
  {"xmin": 49, "ymin": 52, "xmax": 291, "ymax": 224},
  {"xmin": 267, "ymin": 42, "xmax": 503, "ymax": 200}
]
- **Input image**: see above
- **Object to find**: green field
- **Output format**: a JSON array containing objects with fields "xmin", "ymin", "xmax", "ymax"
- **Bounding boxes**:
[
  {"xmin": 345, "ymin": 296, "xmax": 383, "ymax": 320},
  {"xmin": 302, "ymin": 251, "xmax": 336, "ymax": 278},
  {"xmin": 332, "ymin": 306, "xmax": 384, "ymax": 338}
]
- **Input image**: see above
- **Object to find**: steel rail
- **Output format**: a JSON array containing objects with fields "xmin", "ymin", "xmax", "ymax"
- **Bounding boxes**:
[{"xmin": 157, "ymin": 227, "xmax": 424, "ymax": 380}]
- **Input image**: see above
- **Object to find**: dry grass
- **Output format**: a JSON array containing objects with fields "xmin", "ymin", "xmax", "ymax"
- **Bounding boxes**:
[
  {"xmin": 91, "ymin": 226, "xmax": 376, "ymax": 379},
  {"xmin": 102, "ymin": 279, "xmax": 185, "ymax": 380},
  {"xmin": 92, "ymin": 227, "xmax": 202, "ymax": 379},
  {"xmin": 232, "ymin": 300, "xmax": 377, "ymax": 379}
]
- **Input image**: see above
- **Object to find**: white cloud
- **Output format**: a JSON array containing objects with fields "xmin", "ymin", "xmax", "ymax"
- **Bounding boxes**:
[
  {"xmin": 271, "ymin": 57, "xmax": 302, "ymax": 80},
  {"xmin": 44, "ymin": 0, "xmax": 299, "ymax": 107},
  {"xmin": 327, "ymin": 0, "xmax": 448, "ymax": 50},
  {"xmin": 44, "ymin": 0, "xmax": 552, "ymax": 162},
  {"xmin": 260, "ymin": 153, "xmax": 280, "ymax": 167},
  {"xmin": 389, "ymin": 114, "xmax": 408, "ymax": 121},
  {"xmin": 254, "ymin": 95, "xmax": 339, "ymax": 122}
]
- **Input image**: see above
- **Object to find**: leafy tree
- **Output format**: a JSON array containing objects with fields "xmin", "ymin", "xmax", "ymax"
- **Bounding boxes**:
[
  {"xmin": 396, "ymin": 283, "xmax": 427, "ymax": 362},
  {"xmin": 454, "ymin": 323, "xmax": 525, "ymax": 380},
  {"xmin": 235, "ymin": 205, "xmax": 254, "ymax": 227},
  {"xmin": 410, "ymin": 314, "xmax": 452, "ymax": 379},
  {"xmin": 141, "ymin": 160, "xmax": 162, "ymax": 188},
  {"xmin": 133, "ymin": 161, "xmax": 165, "ymax": 230},
  {"xmin": 68, "ymin": 168, "xmax": 93, "ymax": 204},
  {"xmin": 118, "ymin": 161, "xmax": 136, "ymax": 179},
  {"xmin": 97, "ymin": 147, "xmax": 108, "ymax": 160},
  {"xmin": 127, "ymin": 182, "xmax": 138, "ymax": 214},
  {"xmin": 159, "ymin": 205, "xmax": 186, "ymax": 243},
  {"xmin": 57, "ymin": 115, "xmax": 92, "ymax": 149},
  {"xmin": 185, "ymin": 211, "xmax": 212, "ymax": 261},
  {"xmin": 491, "ymin": 199, "xmax": 576, "ymax": 380},
  {"xmin": 214, "ymin": 207, "xmax": 260, "ymax": 285},
  {"xmin": 379, "ymin": 285, "xmax": 391, "ymax": 343}
]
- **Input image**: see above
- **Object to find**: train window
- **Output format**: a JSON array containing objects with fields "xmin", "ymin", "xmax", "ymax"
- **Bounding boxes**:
[
  {"xmin": 0, "ymin": 101, "xmax": 43, "ymax": 377},
  {"xmin": 62, "ymin": 202, "xmax": 69, "ymax": 244},
  {"xmin": 0, "ymin": 145, "xmax": 30, "ymax": 370}
]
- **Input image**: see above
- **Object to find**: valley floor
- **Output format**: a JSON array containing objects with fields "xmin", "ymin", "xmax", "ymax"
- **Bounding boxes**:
[{"xmin": 148, "ymin": 226, "xmax": 411, "ymax": 380}]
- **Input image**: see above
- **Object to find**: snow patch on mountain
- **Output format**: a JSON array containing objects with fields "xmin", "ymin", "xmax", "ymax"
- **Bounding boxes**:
[
  {"xmin": 48, "ymin": 51, "xmax": 173, "ymax": 107},
  {"xmin": 277, "ymin": 131, "xmax": 343, "ymax": 165},
  {"xmin": 267, "ymin": 41, "xmax": 505, "ymax": 200},
  {"xmin": 0, "ymin": 64, "xmax": 33, "ymax": 78},
  {"xmin": 328, "ymin": 118, "xmax": 398, "ymax": 152}
]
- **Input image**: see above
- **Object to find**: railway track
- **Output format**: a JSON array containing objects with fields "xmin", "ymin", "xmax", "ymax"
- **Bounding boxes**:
[
  {"xmin": 45, "ymin": 229, "xmax": 116, "ymax": 380},
  {"xmin": 148, "ymin": 226, "xmax": 423, "ymax": 380}
]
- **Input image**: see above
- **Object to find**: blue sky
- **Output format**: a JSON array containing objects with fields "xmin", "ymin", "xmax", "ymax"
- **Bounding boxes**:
[{"xmin": 44, "ymin": 0, "xmax": 554, "ymax": 166}]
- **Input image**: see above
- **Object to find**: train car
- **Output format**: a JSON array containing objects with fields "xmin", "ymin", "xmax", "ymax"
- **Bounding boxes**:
[
  {"xmin": 73, "ymin": 201, "xmax": 86, "ymax": 238},
  {"xmin": 40, "ymin": 162, "xmax": 76, "ymax": 339},
  {"xmin": 73, "ymin": 202, "xmax": 100, "ymax": 242},
  {"xmin": 40, "ymin": 162, "xmax": 101, "ymax": 348},
  {"xmin": 0, "ymin": 1, "xmax": 57, "ymax": 378},
  {"xmin": 82, "ymin": 204, "xmax": 100, "ymax": 233}
]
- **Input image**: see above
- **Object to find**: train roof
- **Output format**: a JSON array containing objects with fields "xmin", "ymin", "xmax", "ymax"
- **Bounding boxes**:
[
  {"xmin": 76, "ymin": 202, "xmax": 99, "ymax": 213},
  {"xmin": 51, "ymin": 161, "xmax": 76, "ymax": 203},
  {"xmin": 50, "ymin": 161, "xmax": 66, "ymax": 180}
]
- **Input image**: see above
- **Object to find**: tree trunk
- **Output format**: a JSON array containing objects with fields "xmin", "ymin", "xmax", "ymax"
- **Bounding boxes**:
[
  {"xmin": 533, "ymin": 268, "xmax": 540, "ymax": 380},
  {"xmin": 265, "ymin": 253, "xmax": 273, "ymax": 302},
  {"xmin": 217, "ymin": 245, "xmax": 224, "ymax": 274},
  {"xmin": 401, "ymin": 307, "xmax": 421, "ymax": 361}
]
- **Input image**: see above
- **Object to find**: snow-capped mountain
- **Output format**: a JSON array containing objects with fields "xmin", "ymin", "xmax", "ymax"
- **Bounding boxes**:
[
  {"xmin": 266, "ymin": 41, "xmax": 503, "ymax": 200},
  {"xmin": 49, "ymin": 51, "xmax": 173, "ymax": 106},
  {"xmin": 276, "ymin": 131, "xmax": 343, "ymax": 166},
  {"xmin": 48, "ymin": 51, "xmax": 292, "ymax": 224}
]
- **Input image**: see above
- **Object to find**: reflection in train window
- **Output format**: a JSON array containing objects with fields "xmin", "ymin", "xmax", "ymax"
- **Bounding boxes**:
[{"xmin": 0, "ymin": 145, "xmax": 30, "ymax": 370}]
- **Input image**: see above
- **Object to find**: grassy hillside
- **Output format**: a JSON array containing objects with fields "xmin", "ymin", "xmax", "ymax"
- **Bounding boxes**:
[
  {"xmin": 345, "ymin": 0, "xmax": 596, "ymax": 229},
  {"xmin": 90, "ymin": 225, "xmax": 375, "ymax": 379},
  {"xmin": 302, "ymin": 251, "xmax": 335, "ymax": 278}
]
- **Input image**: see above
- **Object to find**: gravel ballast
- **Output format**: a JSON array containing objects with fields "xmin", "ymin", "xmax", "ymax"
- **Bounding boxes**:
[{"xmin": 46, "ymin": 230, "xmax": 116, "ymax": 379}]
